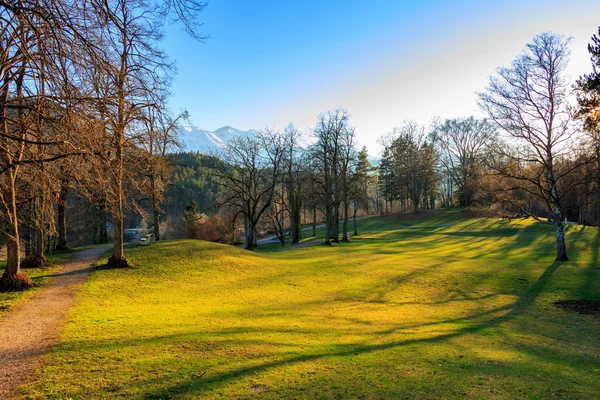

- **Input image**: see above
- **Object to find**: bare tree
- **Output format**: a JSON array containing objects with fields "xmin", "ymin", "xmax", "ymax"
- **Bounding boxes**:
[
  {"xmin": 88, "ymin": 0, "xmax": 206, "ymax": 266},
  {"xmin": 214, "ymin": 128, "xmax": 284, "ymax": 250},
  {"xmin": 283, "ymin": 125, "xmax": 304, "ymax": 244},
  {"xmin": 0, "ymin": 2, "xmax": 92, "ymax": 289},
  {"xmin": 478, "ymin": 32, "xmax": 575, "ymax": 261},
  {"xmin": 431, "ymin": 117, "xmax": 497, "ymax": 207},
  {"xmin": 311, "ymin": 109, "xmax": 352, "ymax": 244},
  {"xmin": 576, "ymin": 26, "xmax": 600, "ymax": 226},
  {"xmin": 339, "ymin": 126, "xmax": 357, "ymax": 241},
  {"xmin": 138, "ymin": 106, "xmax": 186, "ymax": 241}
]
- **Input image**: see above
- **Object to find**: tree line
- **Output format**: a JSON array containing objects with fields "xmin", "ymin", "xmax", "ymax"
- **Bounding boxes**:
[{"xmin": 210, "ymin": 30, "xmax": 600, "ymax": 264}]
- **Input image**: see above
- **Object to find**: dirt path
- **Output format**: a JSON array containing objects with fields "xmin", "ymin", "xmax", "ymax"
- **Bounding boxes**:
[{"xmin": 0, "ymin": 245, "xmax": 110, "ymax": 399}]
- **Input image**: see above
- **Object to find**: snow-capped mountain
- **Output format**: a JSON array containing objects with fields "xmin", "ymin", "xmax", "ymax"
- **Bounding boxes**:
[{"xmin": 176, "ymin": 126, "xmax": 255, "ymax": 154}]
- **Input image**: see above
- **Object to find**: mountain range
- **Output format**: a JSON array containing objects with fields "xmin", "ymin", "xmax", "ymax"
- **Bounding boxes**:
[
  {"xmin": 176, "ymin": 125, "xmax": 380, "ymax": 165},
  {"xmin": 176, "ymin": 126, "xmax": 255, "ymax": 153}
]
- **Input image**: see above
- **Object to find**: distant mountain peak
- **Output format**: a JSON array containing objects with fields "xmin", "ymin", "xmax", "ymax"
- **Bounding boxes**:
[{"xmin": 176, "ymin": 125, "xmax": 255, "ymax": 154}]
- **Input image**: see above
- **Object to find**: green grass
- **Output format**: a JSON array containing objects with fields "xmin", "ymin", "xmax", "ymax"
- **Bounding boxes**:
[{"xmin": 20, "ymin": 210, "xmax": 600, "ymax": 399}]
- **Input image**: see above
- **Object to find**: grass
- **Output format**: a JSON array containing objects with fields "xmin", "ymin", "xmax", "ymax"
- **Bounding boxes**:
[{"xmin": 18, "ymin": 210, "xmax": 600, "ymax": 398}]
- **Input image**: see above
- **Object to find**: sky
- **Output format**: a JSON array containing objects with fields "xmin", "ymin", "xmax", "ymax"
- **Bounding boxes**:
[{"xmin": 161, "ymin": 0, "xmax": 600, "ymax": 155}]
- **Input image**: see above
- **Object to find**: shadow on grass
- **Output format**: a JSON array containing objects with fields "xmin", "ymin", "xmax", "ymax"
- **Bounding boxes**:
[
  {"xmin": 42, "ymin": 260, "xmax": 572, "ymax": 399},
  {"xmin": 577, "ymin": 227, "xmax": 600, "ymax": 301},
  {"xmin": 140, "ymin": 263, "xmax": 568, "ymax": 399}
]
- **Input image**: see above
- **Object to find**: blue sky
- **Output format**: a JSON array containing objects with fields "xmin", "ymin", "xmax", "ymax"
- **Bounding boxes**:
[{"xmin": 162, "ymin": 0, "xmax": 600, "ymax": 154}]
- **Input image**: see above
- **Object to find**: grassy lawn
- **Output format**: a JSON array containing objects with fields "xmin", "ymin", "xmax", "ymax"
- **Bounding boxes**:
[{"xmin": 19, "ymin": 210, "xmax": 600, "ymax": 399}]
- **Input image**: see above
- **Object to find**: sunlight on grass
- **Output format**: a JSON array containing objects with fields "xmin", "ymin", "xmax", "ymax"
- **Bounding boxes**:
[{"xmin": 21, "ymin": 212, "xmax": 600, "ymax": 399}]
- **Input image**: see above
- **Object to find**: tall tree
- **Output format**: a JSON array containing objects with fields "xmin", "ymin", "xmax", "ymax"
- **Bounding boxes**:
[
  {"xmin": 283, "ymin": 125, "xmax": 304, "ymax": 244},
  {"xmin": 311, "ymin": 109, "xmax": 352, "ymax": 245},
  {"xmin": 214, "ymin": 129, "xmax": 284, "ymax": 250},
  {"xmin": 479, "ymin": 32, "xmax": 574, "ymax": 261},
  {"xmin": 380, "ymin": 122, "xmax": 438, "ymax": 212},
  {"xmin": 350, "ymin": 146, "xmax": 373, "ymax": 235},
  {"xmin": 139, "ymin": 106, "xmax": 185, "ymax": 241},
  {"xmin": 89, "ymin": 0, "xmax": 206, "ymax": 266},
  {"xmin": 431, "ymin": 117, "xmax": 497, "ymax": 207},
  {"xmin": 575, "ymin": 26, "xmax": 600, "ymax": 226},
  {"xmin": 339, "ymin": 127, "xmax": 357, "ymax": 241},
  {"xmin": 0, "ymin": 1, "xmax": 90, "ymax": 289}
]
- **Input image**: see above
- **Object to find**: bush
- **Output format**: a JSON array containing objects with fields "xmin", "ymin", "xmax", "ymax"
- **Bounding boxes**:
[{"xmin": 185, "ymin": 213, "xmax": 234, "ymax": 243}]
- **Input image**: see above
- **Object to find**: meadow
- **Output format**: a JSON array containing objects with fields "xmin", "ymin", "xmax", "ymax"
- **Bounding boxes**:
[{"xmin": 18, "ymin": 210, "xmax": 600, "ymax": 399}]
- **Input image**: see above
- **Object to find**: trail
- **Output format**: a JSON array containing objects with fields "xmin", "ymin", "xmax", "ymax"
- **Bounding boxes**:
[{"xmin": 0, "ymin": 245, "xmax": 110, "ymax": 399}]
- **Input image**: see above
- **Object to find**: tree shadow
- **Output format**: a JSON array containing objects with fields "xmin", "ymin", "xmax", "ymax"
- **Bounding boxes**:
[{"xmin": 131, "ymin": 261, "xmax": 564, "ymax": 398}]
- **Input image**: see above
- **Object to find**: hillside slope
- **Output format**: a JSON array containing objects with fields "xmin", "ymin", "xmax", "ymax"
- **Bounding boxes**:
[{"xmin": 21, "ymin": 212, "xmax": 600, "ymax": 399}]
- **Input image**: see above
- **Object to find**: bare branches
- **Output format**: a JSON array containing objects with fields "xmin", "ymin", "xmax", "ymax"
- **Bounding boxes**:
[{"xmin": 479, "ymin": 32, "xmax": 575, "ymax": 261}]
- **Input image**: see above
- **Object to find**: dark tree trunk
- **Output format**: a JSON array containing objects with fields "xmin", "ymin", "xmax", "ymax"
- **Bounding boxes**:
[
  {"xmin": 0, "ymin": 172, "xmax": 33, "ymax": 290},
  {"xmin": 244, "ymin": 215, "xmax": 249, "ymax": 247},
  {"xmin": 153, "ymin": 205, "xmax": 160, "ymax": 241},
  {"xmin": 28, "ymin": 192, "xmax": 48, "ymax": 267},
  {"xmin": 353, "ymin": 203, "xmax": 358, "ymax": 236},
  {"xmin": 332, "ymin": 205, "xmax": 339, "ymax": 243},
  {"xmin": 110, "ymin": 203, "xmax": 125, "ymax": 263},
  {"xmin": 246, "ymin": 226, "xmax": 254, "ymax": 250},
  {"xmin": 325, "ymin": 206, "xmax": 333, "ymax": 245},
  {"xmin": 56, "ymin": 186, "xmax": 69, "ymax": 250},
  {"xmin": 290, "ymin": 194, "xmax": 301, "ymax": 244},
  {"xmin": 245, "ymin": 220, "xmax": 256, "ymax": 250},
  {"xmin": 280, "ymin": 184, "xmax": 285, "ymax": 242},
  {"xmin": 342, "ymin": 201, "xmax": 349, "ymax": 242},
  {"xmin": 312, "ymin": 206, "xmax": 317, "ymax": 237},
  {"xmin": 98, "ymin": 207, "xmax": 108, "ymax": 244}
]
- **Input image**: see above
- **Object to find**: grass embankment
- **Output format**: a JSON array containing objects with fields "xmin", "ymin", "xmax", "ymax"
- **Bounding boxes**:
[{"xmin": 21, "ymin": 210, "xmax": 600, "ymax": 398}]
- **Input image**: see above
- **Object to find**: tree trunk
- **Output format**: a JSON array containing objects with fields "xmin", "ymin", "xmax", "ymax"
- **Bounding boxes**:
[
  {"xmin": 290, "ymin": 194, "xmax": 301, "ymax": 244},
  {"xmin": 596, "ymin": 185, "xmax": 600, "ymax": 227},
  {"xmin": 56, "ymin": 186, "xmax": 68, "ymax": 250},
  {"xmin": 111, "ymin": 204, "xmax": 125, "ymax": 261},
  {"xmin": 98, "ymin": 207, "xmax": 108, "ymax": 244},
  {"xmin": 551, "ymin": 181, "xmax": 568, "ymax": 261},
  {"xmin": 0, "ymin": 171, "xmax": 33, "ymax": 290},
  {"xmin": 244, "ymin": 215, "xmax": 249, "ymax": 247},
  {"xmin": 245, "ymin": 219, "xmax": 255, "ymax": 250},
  {"xmin": 107, "ymin": 124, "xmax": 127, "ymax": 266},
  {"xmin": 353, "ymin": 206, "xmax": 358, "ymax": 236},
  {"xmin": 281, "ymin": 184, "xmax": 285, "ymax": 241},
  {"xmin": 312, "ymin": 206, "xmax": 317, "ymax": 237},
  {"xmin": 28, "ymin": 189, "xmax": 48, "ymax": 267},
  {"xmin": 153, "ymin": 203, "xmax": 160, "ymax": 241},
  {"xmin": 342, "ymin": 201, "xmax": 349, "ymax": 242},
  {"xmin": 554, "ymin": 216, "xmax": 568, "ymax": 261},
  {"xmin": 32, "ymin": 218, "xmax": 45, "ymax": 262},
  {"xmin": 332, "ymin": 205, "xmax": 339, "ymax": 243}
]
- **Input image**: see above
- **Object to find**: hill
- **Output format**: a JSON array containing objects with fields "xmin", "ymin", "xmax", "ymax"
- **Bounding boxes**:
[{"xmin": 19, "ymin": 211, "xmax": 600, "ymax": 398}]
